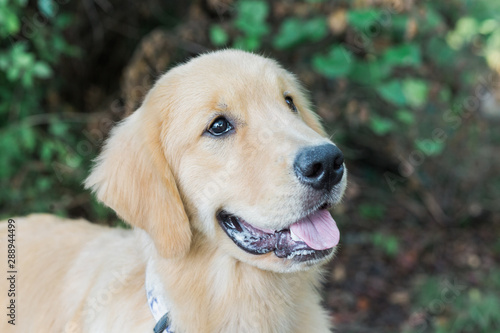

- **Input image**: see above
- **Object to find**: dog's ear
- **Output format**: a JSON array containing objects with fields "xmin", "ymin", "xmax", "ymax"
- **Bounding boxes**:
[{"xmin": 85, "ymin": 105, "xmax": 191, "ymax": 258}]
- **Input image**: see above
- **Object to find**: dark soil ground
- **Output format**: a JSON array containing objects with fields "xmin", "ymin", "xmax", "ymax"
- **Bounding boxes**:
[{"xmin": 325, "ymin": 197, "xmax": 500, "ymax": 332}]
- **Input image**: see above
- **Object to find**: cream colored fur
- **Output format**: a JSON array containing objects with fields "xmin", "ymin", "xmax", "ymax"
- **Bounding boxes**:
[{"xmin": 0, "ymin": 50, "xmax": 345, "ymax": 332}]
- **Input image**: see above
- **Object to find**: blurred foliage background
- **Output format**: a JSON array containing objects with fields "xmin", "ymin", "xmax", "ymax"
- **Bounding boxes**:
[{"xmin": 1, "ymin": 0, "xmax": 499, "ymax": 331}]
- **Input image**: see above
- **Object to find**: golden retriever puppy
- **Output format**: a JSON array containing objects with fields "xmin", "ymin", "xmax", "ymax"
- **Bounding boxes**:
[{"xmin": 0, "ymin": 49, "xmax": 346, "ymax": 333}]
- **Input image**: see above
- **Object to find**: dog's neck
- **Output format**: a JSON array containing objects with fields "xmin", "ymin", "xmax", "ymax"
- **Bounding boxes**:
[{"xmin": 141, "ymin": 230, "xmax": 326, "ymax": 333}]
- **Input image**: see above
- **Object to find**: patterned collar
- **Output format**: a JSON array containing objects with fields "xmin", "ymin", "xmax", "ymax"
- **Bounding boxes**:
[{"xmin": 145, "ymin": 260, "xmax": 174, "ymax": 333}]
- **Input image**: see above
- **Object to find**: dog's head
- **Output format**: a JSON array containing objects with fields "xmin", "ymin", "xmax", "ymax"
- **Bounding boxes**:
[{"xmin": 86, "ymin": 50, "xmax": 347, "ymax": 272}]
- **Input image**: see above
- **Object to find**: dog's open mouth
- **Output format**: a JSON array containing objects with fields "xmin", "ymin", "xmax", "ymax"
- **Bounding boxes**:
[{"xmin": 217, "ymin": 207, "xmax": 340, "ymax": 262}]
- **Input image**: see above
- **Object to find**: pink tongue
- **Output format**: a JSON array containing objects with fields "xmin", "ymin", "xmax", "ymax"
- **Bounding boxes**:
[{"xmin": 290, "ymin": 209, "xmax": 340, "ymax": 250}]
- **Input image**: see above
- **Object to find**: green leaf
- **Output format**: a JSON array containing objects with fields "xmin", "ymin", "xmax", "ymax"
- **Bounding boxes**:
[
  {"xmin": 384, "ymin": 237, "xmax": 399, "ymax": 257},
  {"xmin": 312, "ymin": 46, "xmax": 353, "ymax": 78},
  {"xmin": 369, "ymin": 115, "xmax": 395, "ymax": 136},
  {"xmin": 427, "ymin": 37, "xmax": 455, "ymax": 66},
  {"xmin": 402, "ymin": 79, "xmax": 429, "ymax": 108},
  {"xmin": 446, "ymin": 17, "xmax": 479, "ymax": 49},
  {"xmin": 0, "ymin": 54, "xmax": 8, "ymax": 70},
  {"xmin": 1, "ymin": 9, "xmax": 21, "ymax": 36},
  {"xmin": 485, "ymin": 28, "xmax": 500, "ymax": 69},
  {"xmin": 273, "ymin": 17, "xmax": 327, "ymax": 49},
  {"xmin": 480, "ymin": 19, "xmax": 498, "ymax": 35},
  {"xmin": 209, "ymin": 25, "xmax": 229, "ymax": 46},
  {"xmin": 396, "ymin": 109, "xmax": 415, "ymax": 125},
  {"xmin": 49, "ymin": 120, "xmax": 69, "ymax": 138},
  {"xmin": 439, "ymin": 87, "xmax": 451, "ymax": 103},
  {"xmin": 21, "ymin": 69, "xmax": 34, "ymax": 87},
  {"xmin": 391, "ymin": 15, "xmax": 409, "ymax": 34},
  {"xmin": 16, "ymin": 51, "xmax": 35, "ymax": 68},
  {"xmin": 237, "ymin": 0, "xmax": 268, "ymax": 22},
  {"xmin": 376, "ymin": 80, "xmax": 406, "ymax": 106},
  {"xmin": 303, "ymin": 17, "xmax": 328, "ymax": 42},
  {"xmin": 415, "ymin": 139, "xmax": 444, "ymax": 156},
  {"xmin": 20, "ymin": 125, "xmax": 36, "ymax": 153},
  {"xmin": 243, "ymin": 36, "xmax": 260, "ymax": 51},
  {"xmin": 52, "ymin": 34, "xmax": 70, "ymax": 53},
  {"xmin": 233, "ymin": 36, "xmax": 260, "ymax": 51},
  {"xmin": 37, "ymin": 177, "xmax": 52, "ymax": 191},
  {"xmin": 11, "ymin": 41, "xmax": 28, "ymax": 55},
  {"xmin": 38, "ymin": 0, "xmax": 56, "ymax": 18},
  {"xmin": 7, "ymin": 66, "xmax": 21, "ymax": 81},
  {"xmin": 372, "ymin": 232, "xmax": 399, "ymax": 257},
  {"xmin": 273, "ymin": 18, "xmax": 302, "ymax": 49},
  {"xmin": 32, "ymin": 61, "xmax": 52, "ymax": 78},
  {"xmin": 41, "ymin": 141, "xmax": 54, "ymax": 163},
  {"xmin": 235, "ymin": 0, "xmax": 269, "ymax": 37},
  {"xmin": 349, "ymin": 59, "xmax": 391, "ymax": 84},
  {"xmin": 347, "ymin": 9, "xmax": 381, "ymax": 31},
  {"xmin": 235, "ymin": 20, "xmax": 269, "ymax": 39},
  {"xmin": 233, "ymin": 36, "xmax": 246, "ymax": 50},
  {"xmin": 382, "ymin": 43, "xmax": 421, "ymax": 68}
]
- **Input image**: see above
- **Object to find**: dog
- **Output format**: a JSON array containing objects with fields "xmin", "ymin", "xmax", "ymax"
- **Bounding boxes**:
[{"xmin": 0, "ymin": 49, "xmax": 347, "ymax": 332}]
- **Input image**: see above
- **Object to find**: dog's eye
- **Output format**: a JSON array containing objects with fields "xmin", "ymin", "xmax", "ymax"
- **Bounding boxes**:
[
  {"xmin": 285, "ymin": 96, "xmax": 297, "ymax": 113},
  {"xmin": 208, "ymin": 116, "xmax": 233, "ymax": 136}
]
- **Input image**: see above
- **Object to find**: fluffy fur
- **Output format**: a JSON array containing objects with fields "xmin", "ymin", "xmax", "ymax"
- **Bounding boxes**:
[{"xmin": 0, "ymin": 50, "xmax": 346, "ymax": 332}]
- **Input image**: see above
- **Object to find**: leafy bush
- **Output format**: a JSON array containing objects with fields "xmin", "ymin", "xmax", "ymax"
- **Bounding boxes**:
[
  {"xmin": 406, "ymin": 274, "xmax": 500, "ymax": 332},
  {"xmin": 0, "ymin": 0, "xmax": 107, "ymax": 219}
]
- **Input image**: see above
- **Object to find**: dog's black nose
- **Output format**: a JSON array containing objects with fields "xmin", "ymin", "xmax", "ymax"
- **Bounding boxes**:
[{"xmin": 294, "ymin": 144, "xmax": 344, "ymax": 191}]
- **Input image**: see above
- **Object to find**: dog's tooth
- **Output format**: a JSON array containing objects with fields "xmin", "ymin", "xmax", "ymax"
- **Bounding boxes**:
[
  {"xmin": 290, "ymin": 229, "xmax": 301, "ymax": 242},
  {"xmin": 233, "ymin": 217, "xmax": 243, "ymax": 232},
  {"xmin": 225, "ymin": 219, "xmax": 235, "ymax": 229}
]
